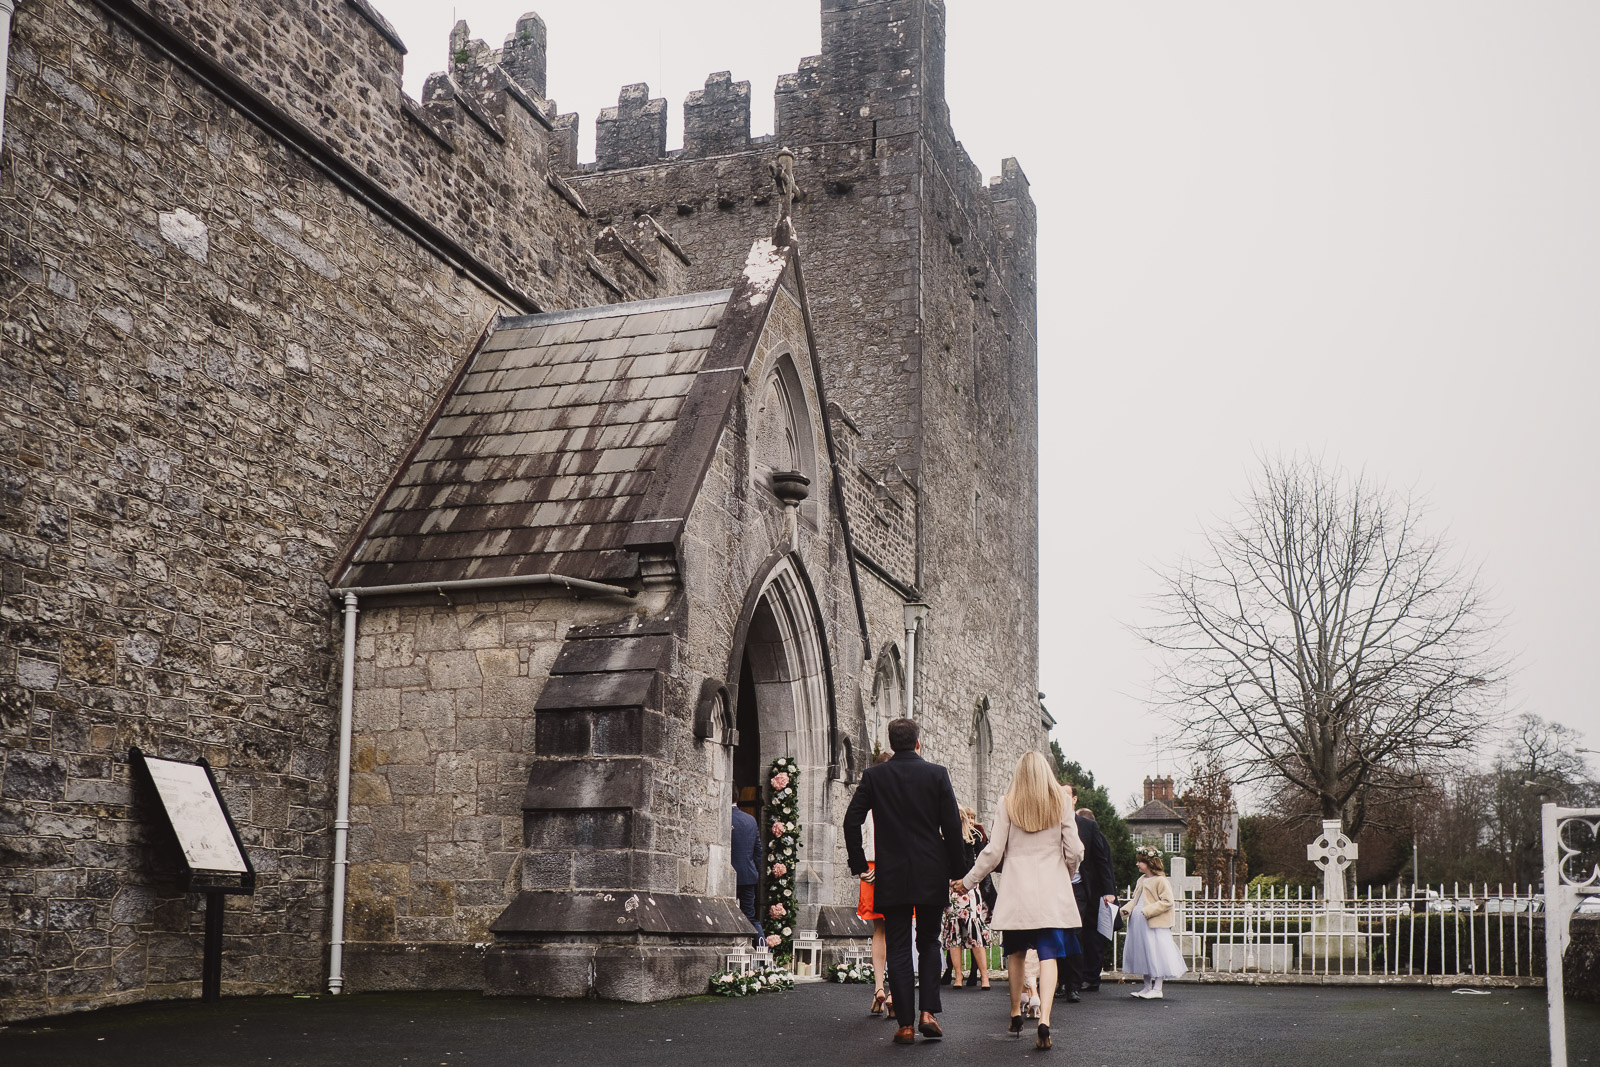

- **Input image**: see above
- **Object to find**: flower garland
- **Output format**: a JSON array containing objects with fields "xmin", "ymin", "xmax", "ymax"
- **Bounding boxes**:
[
  {"xmin": 825, "ymin": 960, "xmax": 874, "ymax": 984},
  {"xmin": 709, "ymin": 964, "xmax": 796, "ymax": 997},
  {"xmin": 762, "ymin": 756, "xmax": 801, "ymax": 961}
]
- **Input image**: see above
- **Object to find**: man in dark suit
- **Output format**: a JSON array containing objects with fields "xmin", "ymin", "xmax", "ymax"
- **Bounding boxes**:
[
  {"xmin": 1060, "ymin": 802, "xmax": 1117, "ymax": 998},
  {"xmin": 844, "ymin": 717, "xmax": 964, "ymax": 1045},
  {"xmin": 731, "ymin": 797, "xmax": 762, "ymax": 936}
]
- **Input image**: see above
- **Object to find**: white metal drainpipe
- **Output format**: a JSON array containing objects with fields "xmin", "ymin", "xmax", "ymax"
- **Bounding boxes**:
[
  {"xmin": 322, "ymin": 573, "xmax": 633, "ymax": 994},
  {"xmin": 1, "ymin": 0, "xmax": 16, "ymax": 162},
  {"xmin": 902, "ymin": 602, "xmax": 929, "ymax": 717},
  {"xmin": 327, "ymin": 593, "xmax": 358, "ymax": 994}
]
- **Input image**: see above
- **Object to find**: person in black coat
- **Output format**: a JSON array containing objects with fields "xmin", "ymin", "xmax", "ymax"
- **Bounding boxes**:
[
  {"xmin": 844, "ymin": 718, "xmax": 965, "ymax": 1044},
  {"xmin": 1060, "ymin": 804, "xmax": 1117, "ymax": 997}
]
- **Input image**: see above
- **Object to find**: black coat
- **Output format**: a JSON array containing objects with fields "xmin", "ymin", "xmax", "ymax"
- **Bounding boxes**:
[
  {"xmin": 731, "ymin": 805, "xmax": 761, "ymax": 885},
  {"xmin": 843, "ymin": 750, "xmax": 965, "ymax": 907},
  {"xmin": 1075, "ymin": 814, "xmax": 1116, "ymax": 902}
]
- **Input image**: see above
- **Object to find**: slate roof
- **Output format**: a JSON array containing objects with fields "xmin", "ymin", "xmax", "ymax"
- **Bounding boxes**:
[
  {"xmin": 336, "ymin": 288, "xmax": 733, "ymax": 588},
  {"xmin": 1126, "ymin": 799, "xmax": 1188, "ymax": 826}
]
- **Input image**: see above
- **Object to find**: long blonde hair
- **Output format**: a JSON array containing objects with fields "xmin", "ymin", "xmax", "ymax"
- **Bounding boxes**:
[
  {"xmin": 959, "ymin": 805, "xmax": 980, "ymax": 844},
  {"xmin": 1003, "ymin": 751, "xmax": 1064, "ymax": 833}
]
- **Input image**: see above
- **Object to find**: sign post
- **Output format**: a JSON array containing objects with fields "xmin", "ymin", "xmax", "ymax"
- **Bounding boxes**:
[{"xmin": 130, "ymin": 748, "xmax": 256, "ymax": 1002}]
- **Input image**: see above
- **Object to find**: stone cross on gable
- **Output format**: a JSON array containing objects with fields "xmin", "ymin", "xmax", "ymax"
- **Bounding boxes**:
[{"xmin": 1307, "ymin": 819, "xmax": 1358, "ymax": 906}]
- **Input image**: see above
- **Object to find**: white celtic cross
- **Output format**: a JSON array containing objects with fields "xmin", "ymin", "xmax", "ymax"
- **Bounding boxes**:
[{"xmin": 1307, "ymin": 819, "xmax": 1358, "ymax": 906}]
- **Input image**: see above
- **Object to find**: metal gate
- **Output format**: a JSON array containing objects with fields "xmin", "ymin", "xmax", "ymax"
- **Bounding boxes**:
[{"xmin": 1543, "ymin": 803, "xmax": 1600, "ymax": 1067}]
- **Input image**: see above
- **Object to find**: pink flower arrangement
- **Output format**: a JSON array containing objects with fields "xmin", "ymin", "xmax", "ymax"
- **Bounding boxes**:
[
  {"xmin": 770, "ymin": 821, "xmax": 786, "ymax": 837},
  {"xmin": 771, "ymin": 772, "xmax": 790, "ymax": 790},
  {"xmin": 766, "ymin": 934, "xmax": 782, "ymax": 948},
  {"xmin": 771, "ymin": 862, "xmax": 787, "ymax": 878},
  {"xmin": 769, "ymin": 903, "xmax": 786, "ymax": 918}
]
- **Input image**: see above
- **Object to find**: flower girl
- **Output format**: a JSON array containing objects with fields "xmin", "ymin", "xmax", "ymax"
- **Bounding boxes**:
[{"xmin": 1119, "ymin": 847, "xmax": 1187, "ymax": 999}]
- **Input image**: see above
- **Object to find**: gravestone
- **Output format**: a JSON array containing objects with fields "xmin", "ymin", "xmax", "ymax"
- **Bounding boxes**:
[
  {"xmin": 1307, "ymin": 819, "xmax": 1358, "ymax": 905},
  {"xmin": 1169, "ymin": 856, "xmax": 1204, "ymax": 957},
  {"xmin": 1301, "ymin": 819, "xmax": 1364, "ymax": 961}
]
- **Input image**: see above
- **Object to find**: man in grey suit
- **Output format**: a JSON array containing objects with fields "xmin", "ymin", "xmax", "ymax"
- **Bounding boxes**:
[{"xmin": 844, "ymin": 718, "xmax": 965, "ymax": 1044}]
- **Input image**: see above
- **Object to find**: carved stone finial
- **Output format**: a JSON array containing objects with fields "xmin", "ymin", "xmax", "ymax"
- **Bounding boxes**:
[{"xmin": 769, "ymin": 147, "xmax": 798, "ymax": 246}]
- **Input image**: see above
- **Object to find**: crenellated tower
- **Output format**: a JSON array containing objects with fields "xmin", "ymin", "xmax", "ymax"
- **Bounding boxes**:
[{"xmin": 558, "ymin": 0, "xmax": 1043, "ymax": 816}]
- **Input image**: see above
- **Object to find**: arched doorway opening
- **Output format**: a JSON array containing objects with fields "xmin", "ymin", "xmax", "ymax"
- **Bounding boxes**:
[{"xmin": 728, "ymin": 556, "xmax": 834, "ymax": 926}]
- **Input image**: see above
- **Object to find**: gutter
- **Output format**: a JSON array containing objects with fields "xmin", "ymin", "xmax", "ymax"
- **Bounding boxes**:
[
  {"xmin": 323, "ymin": 572, "xmax": 632, "ymax": 994},
  {"xmin": 0, "ymin": 1, "xmax": 14, "ymax": 164}
]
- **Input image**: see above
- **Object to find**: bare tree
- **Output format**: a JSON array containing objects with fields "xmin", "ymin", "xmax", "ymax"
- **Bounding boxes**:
[
  {"xmin": 1180, "ymin": 758, "xmax": 1245, "ymax": 894},
  {"xmin": 1144, "ymin": 456, "xmax": 1505, "ymax": 837},
  {"xmin": 1486, "ymin": 714, "xmax": 1597, "ymax": 883}
]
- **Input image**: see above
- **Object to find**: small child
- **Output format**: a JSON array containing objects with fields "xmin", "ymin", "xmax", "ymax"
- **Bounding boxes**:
[{"xmin": 1119, "ymin": 847, "xmax": 1187, "ymax": 999}]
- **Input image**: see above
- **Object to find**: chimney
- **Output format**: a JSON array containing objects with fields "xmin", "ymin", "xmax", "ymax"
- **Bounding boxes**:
[{"xmin": 1143, "ymin": 776, "xmax": 1154, "ymax": 804}]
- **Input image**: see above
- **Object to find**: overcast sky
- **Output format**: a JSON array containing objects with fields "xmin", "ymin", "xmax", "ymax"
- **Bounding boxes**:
[{"xmin": 375, "ymin": 1, "xmax": 1600, "ymax": 811}]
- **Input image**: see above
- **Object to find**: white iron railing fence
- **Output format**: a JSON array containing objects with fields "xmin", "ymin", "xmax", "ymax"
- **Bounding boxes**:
[{"xmin": 1098, "ymin": 882, "xmax": 1549, "ymax": 982}]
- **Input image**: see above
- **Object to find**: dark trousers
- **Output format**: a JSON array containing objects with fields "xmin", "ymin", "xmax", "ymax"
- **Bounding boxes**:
[
  {"xmin": 737, "ymin": 882, "xmax": 759, "ymax": 933},
  {"xmin": 1062, "ymin": 882, "xmax": 1106, "ymax": 991},
  {"xmin": 883, "ymin": 899, "xmax": 945, "ymax": 1026}
]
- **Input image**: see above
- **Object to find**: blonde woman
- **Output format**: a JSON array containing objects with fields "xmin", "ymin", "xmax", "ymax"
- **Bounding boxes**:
[{"xmin": 952, "ymin": 752, "xmax": 1084, "ymax": 1051}]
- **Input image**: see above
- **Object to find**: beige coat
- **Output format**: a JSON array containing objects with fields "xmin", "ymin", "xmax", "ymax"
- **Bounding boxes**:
[
  {"xmin": 1121, "ymin": 874, "xmax": 1175, "ymax": 929},
  {"xmin": 959, "ymin": 790, "xmax": 1084, "ymax": 931}
]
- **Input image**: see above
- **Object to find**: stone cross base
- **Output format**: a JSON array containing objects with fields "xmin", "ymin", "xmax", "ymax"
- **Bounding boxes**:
[
  {"xmin": 1299, "ymin": 910, "xmax": 1366, "ymax": 961},
  {"xmin": 1211, "ymin": 944, "xmax": 1294, "ymax": 973},
  {"xmin": 486, "ymin": 941, "xmax": 731, "ymax": 1001}
]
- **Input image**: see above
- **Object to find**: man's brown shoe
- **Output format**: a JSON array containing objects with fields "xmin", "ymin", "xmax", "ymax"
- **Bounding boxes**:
[
  {"xmin": 918, "ymin": 1012, "xmax": 943, "ymax": 1039},
  {"xmin": 893, "ymin": 1025, "xmax": 916, "ymax": 1045}
]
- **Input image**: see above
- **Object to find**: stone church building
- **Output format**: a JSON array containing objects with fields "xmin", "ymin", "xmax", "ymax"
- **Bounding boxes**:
[{"xmin": 0, "ymin": 0, "xmax": 1043, "ymax": 1016}]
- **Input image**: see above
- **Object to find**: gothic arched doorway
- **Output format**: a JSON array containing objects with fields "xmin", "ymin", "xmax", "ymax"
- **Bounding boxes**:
[{"xmin": 728, "ymin": 555, "xmax": 835, "ymax": 926}]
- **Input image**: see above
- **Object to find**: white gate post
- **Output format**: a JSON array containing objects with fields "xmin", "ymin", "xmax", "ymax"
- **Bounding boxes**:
[
  {"xmin": 1543, "ymin": 802, "xmax": 1600, "ymax": 1067},
  {"xmin": 1542, "ymin": 803, "xmax": 1565, "ymax": 1067}
]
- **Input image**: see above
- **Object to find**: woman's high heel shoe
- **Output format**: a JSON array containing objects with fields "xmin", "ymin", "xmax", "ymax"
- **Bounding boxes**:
[
  {"xmin": 883, "ymin": 994, "xmax": 894, "ymax": 1020},
  {"xmin": 1036, "ymin": 1023, "xmax": 1052, "ymax": 1050},
  {"xmin": 869, "ymin": 990, "xmax": 886, "ymax": 1016},
  {"xmin": 1009, "ymin": 1014, "xmax": 1024, "ymax": 1038}
]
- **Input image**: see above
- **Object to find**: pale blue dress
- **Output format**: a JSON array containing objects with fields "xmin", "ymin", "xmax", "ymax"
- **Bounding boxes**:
[{"xmin": 1122, "ymin": 886, "xmax": 1188, "ymax": 979}]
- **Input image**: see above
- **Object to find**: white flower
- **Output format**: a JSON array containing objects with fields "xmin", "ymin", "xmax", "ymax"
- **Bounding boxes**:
[{"xmin": 782, "ymin": 926, "xmax": 792, "ymax": 936}]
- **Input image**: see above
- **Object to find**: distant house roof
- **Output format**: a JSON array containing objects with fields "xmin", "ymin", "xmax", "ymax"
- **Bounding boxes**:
[
  {"xmin": 335, "ymin": 287, "xmax": 733, "ymax": 588},
  {"xmin": 1126, "ymin": 799, "xmax": 1188, "ymax": 826}
]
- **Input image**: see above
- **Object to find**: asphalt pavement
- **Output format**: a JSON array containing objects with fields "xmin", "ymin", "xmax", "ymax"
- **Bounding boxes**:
[{"xmin": 3, "ymin": 980, "xmax": 1597, "ymax": 1067}]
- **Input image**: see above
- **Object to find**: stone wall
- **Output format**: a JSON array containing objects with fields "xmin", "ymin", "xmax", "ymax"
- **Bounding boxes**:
[
  {"xmin": 0, "ymin": 0, "xmax": 659, "ymax": 1021},
  {"xmin": 565, "ymin": 0, "xmax": 1044, "ymax": 821},
  {"xmin": 340, "ymin": 587, "xmax": 657, "ymax": 990}
]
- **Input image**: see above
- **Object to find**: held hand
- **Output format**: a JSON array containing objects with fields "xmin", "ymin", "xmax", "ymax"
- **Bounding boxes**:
[
  {"xmin": 1103, "ymin": 895, "xmax": 1117, "ymax": 905},
  {"xmin": 860, "ymin": 869, "xmax": 875, "ymax": 884},
  {"xmin": 950, "ymin": 879, "xmax": 966, "ymax": 895}
]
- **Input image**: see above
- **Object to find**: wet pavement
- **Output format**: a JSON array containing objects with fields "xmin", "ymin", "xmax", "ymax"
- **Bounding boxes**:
[{"xmin": 2, "ymin": 979, "xmax": 1596, "ymax": 1066}]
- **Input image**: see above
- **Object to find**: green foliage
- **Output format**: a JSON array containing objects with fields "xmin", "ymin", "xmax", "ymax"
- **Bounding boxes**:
[
  {"xmin": 1051, "ymin": 746, "xmax": 1138, "ymax": 890},
  {"xmin": 762, "ymin": 757, "xmax": 801, "ymax": 960},
  {"xmin": 1245, "ymin": 874, "xmax": 1318, "ymax": 895}
]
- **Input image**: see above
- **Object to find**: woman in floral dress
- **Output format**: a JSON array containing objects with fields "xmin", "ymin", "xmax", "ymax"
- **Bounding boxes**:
[{"xmin": 943, "ymin": 806, "xmax": 993, "ymax": 989}]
